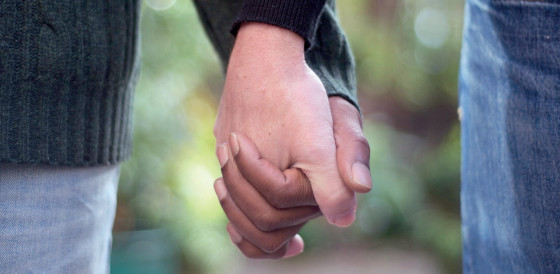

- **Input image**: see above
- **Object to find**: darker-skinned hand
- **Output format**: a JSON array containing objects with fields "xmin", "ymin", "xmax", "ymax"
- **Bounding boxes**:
[{"xmin": 215, "ymin": 97, "xmax": 371, "ymax": 259}]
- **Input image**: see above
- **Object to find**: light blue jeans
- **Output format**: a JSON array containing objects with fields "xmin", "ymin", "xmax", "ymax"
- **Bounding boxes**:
[
  {"xmin": 460, "ymin": 0, "xmax": 560, "ymax": 272},
  {"xmin": 0, "ymin": 164, "xmax": 120, "ymax": 273}
]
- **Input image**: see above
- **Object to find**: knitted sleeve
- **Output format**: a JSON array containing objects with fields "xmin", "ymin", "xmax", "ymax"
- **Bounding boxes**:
[
  {"xmin": 193, "ymin": 0, "xmax": 358, "ymax": 110},
  {"xmin": 231, "ymin": 0, "xmax": 327, "ymax": 48}
]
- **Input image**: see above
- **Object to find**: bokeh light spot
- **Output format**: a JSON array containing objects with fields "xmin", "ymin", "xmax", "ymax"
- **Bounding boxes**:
[{"xmin": 414, "ymin": 7, "xmax": 449, "ymax": 49}]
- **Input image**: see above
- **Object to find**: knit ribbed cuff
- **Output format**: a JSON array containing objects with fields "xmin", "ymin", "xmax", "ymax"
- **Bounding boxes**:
[{"xmin": 231, "ymin": 0, "xmax": 327, "ymax": 48}]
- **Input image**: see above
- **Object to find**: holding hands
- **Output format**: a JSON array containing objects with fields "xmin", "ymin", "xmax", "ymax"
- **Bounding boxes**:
[{"xmin": 213, "ymin": 23, "xmax": 372, "ymax": 259}]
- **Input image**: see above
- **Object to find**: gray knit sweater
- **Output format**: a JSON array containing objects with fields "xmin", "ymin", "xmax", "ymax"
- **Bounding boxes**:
[{"xmin": 0, "ymin": 0, "xmax": 356, "ymax": 166}]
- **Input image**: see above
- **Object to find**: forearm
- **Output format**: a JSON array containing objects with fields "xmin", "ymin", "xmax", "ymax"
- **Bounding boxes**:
[
  {"xmin": 231, "ymin": 0, "xmax": 326, "ymax": 48},
  {"xmin": 193, "ymin": 0, "xmax": 358, "ymax": 110},
  {"xmin": 232, "ymin": 22, "xmax": 305, "ymax": 65}
]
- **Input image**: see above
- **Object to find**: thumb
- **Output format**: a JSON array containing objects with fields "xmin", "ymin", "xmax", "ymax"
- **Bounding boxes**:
[
  {"xmin": 330, "ymin": 97, "xmax": 372, "ymax": 193},
  {"xmin": 294, "ymin": 128, "xmax": 357, "ymax": 228}
]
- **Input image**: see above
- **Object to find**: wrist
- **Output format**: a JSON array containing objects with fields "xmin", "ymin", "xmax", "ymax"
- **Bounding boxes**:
[{"xmin": 234, "ymin": 22, "xmax": 305, "ymax": 64}]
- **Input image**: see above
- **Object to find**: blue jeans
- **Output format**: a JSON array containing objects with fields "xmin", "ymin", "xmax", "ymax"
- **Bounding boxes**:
[
  {"xmin": 460, "ymin": 0, "xmax": 560, "ymax": 272},
  {"xmin": 0, "ymin": 164, "xmax": 120, "ymax": 273}
]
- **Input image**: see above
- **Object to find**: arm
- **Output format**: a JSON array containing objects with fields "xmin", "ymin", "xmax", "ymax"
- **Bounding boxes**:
[
  {"xmin": 214, "ymin": 20, "xmax": 356, "ymax": 223},
  {"xmin": 195, "ymin": 0, "xmax": 370, "ymax": 212},
  {"xmin": 195, "ymin": 0, "xmax": 372, "ymax": 258},
  {"xmin": 192, "ymin": 0, "xmax": 357, "ymax": 106}
]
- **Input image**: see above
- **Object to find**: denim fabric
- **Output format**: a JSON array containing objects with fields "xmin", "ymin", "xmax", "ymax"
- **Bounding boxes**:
[
  {"xmin": 460, "ymin": 0, "xmax": 560, "ymax": 272},
  {"xmin": 0, "ymin": 164, "xmax": 120, "ymax": 273}
]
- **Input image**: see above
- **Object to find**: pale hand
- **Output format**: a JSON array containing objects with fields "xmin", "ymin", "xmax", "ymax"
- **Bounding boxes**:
[{"xmin": 214, "ymin": 22, "xmax": 357, "ymax": 226}]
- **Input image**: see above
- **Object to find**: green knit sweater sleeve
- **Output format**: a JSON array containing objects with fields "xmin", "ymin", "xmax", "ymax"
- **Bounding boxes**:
[
  {"xmin": 0, "ymin": 1, "xmax": 141, "ymax": 166},
  {"xmin": 193, "ymin": 0, "xmax": 358, "ymax": 110}
]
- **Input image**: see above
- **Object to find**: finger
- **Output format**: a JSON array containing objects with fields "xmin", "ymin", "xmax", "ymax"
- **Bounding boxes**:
[
  {"xmin": 282, "ymin": 234, "xmax": 305, "ymax": 258},
  {"xmin": 214, "ymin": 178, "xmax": 305, "ymax": 253},
  {"xmin": 217, "ymin": 143, "xmax": 229, "ymax": 168},
  {"xmin": 226, "ymin": 223, "xmax": 289, "ymax": 259},
  {"xmin": 230, "ymin": 132, "xmax": 317, "ymax": 208},
  {"xmin": 293, "ymin": 130, "xmax": 357, "ymax": 228},
  {"xmin": 219, "ymin": 143, "xmax": 320, "ymax": 231},
  {"xmin": 330, "ymin": 97, "xmax": 372, "ymax": 193},
  {"xmin": 226, "ymin": 223, "xmax": 304, "ymax": 259}
]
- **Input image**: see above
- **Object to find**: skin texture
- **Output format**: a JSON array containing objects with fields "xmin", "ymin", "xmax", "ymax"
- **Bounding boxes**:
[
  {"xmin": 214, "ymin": 22, "xmax": 372, "ymax": 258},
  {"xmin": 216, "ymin": 133, "xmax": 320, "ymax": 259}
]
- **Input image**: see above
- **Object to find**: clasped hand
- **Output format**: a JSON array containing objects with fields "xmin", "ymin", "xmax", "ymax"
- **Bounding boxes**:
[{"xmin": 213, "ymin": 23, "xmax": 372, "ymax": 259}]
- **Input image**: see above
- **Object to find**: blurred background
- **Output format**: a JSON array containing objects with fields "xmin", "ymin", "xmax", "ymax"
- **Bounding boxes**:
[{"xmin": 110, "ymin": 0, "xmax": 464, "ymax": 273}]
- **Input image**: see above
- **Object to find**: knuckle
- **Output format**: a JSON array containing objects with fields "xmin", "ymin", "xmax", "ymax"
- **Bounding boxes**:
[
  {"xmin": 354, "ymin": 135, "xmax": 371, "ymax": 155},
  {"xmin": 268, "ymin": 181, "xmax": 291, "ymax": 209},
  {"xmin": 253, "ymin": 210, "xmax": 278, "ymax": 232},
  {"xmin": 272, "ymin": 174, "xmax": 313, "ymax": 208},
  {"xmin": 218, "ymin": 197, "xmax": 228, "ymax": 209},
  {"xmin": 319, "ymin": 189, "xmax": 355, "ymax": 216}
]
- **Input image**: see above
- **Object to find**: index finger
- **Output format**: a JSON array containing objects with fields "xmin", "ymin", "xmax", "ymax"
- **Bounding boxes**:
[{"xmin": 230, "ymin": 132, "xmax": 317, "ymax": 208}]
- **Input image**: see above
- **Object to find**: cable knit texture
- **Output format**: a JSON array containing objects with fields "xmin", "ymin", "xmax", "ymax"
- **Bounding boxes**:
[{"xmin": 232, "ymin": 0, "xmax": 327, "ymax": 47}]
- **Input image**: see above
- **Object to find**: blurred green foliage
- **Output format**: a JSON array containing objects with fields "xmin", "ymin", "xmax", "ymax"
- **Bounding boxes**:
[{"xmin": 113, "ymin": 0, "xmax": 464, "ymax": 273}]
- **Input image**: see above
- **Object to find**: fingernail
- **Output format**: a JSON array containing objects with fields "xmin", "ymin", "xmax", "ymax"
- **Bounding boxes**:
[
  {"xmin": 283, "ymin": 234, "xmax": 304, "ymax": 258},
  {"xmin": 226, "ymin": 224, "xmax": 242, "ymax": 244},
  {"xmin": 230, "ymin": 133, "xmax": 240, "ymax": 156},
  {"xmin": 328, "ymin": 206, "xmax": 356, "ymax": 227},
  {"xmin": 352, "ymin": 162, "xmax": 372, "ymax": 189},
  {"xmin": 217, "ymin": 144, "xmax": 229, "ymax": 168},
  {"xmin": 214, "ymin": 179, "xmax": 227, "ymax": 201}
]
